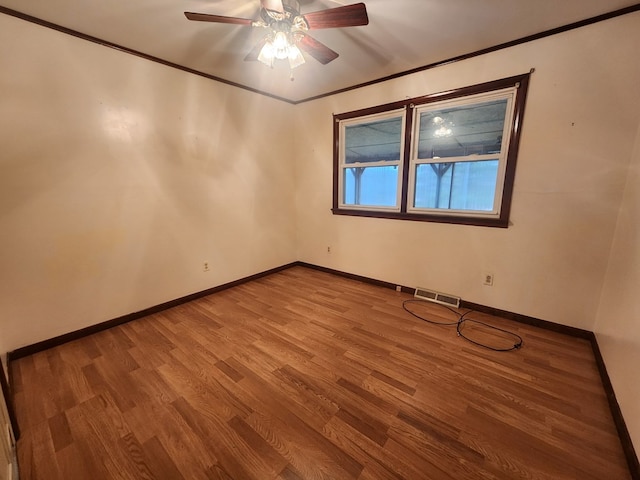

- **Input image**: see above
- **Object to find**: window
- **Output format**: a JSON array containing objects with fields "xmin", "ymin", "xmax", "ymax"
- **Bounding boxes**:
[
  {"xmin": 340, "ymin": 110, "xmax": 405, "ymax": 209},
  {"xmin": 333, "ymin": 74, "xmax": 530, "ymax": 227}
]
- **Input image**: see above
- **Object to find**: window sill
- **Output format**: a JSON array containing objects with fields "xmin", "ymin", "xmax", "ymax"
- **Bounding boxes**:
[{"xmin": 331, "ymin": 207, "xmax": 509, "ymax": 228}]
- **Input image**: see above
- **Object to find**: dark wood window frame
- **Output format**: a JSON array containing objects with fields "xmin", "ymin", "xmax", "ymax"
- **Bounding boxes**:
[{"xmin": 332, "ymin": 73, "xmax": 531, "ymax": 227}]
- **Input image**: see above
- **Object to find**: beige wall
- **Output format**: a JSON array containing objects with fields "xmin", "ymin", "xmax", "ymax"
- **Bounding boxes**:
[
  {"xmin": 294, "ymin": 12, "xmax": 640, "ymax": 332},
  {"xmin": 595, "ymin": 120, "xmax": 640, "ymax": 451},
  {"xmin": 0, "ymin": 14, "xmax": 297, "ymax": 354}
]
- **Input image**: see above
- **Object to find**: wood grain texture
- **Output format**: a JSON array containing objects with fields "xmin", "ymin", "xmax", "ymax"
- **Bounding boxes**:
[{"xmin": 11, "ymin": 266, "xmax": 632, "ymax": 479}]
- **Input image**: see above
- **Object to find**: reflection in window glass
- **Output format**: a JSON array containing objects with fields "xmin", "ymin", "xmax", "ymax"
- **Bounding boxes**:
[
  {"xmin": 345, "ymin": 117, "xmax": 403, "ymax": 164},
  {"xmin": 414, "ymin": 160, "xmax": 499, "ymax": 211},
  {"xmin": 344, "ymin": 166, "xmax": 398, "ymax": 207},
  {"xmin": 417, "ymin": 99, "xmax": 507, "ymax": 159}
]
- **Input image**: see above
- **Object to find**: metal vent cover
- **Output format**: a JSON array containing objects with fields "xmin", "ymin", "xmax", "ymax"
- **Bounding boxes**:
[{"xmin": 414, "ymin": 287, "xmax": 460, "ymax": 308}]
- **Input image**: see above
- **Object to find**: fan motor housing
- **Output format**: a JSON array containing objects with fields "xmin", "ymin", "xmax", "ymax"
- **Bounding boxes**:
[
  {"xmin": 261, "ymin": 0, "xmax": 300, "ymax": 20},
  {"xmin": 282, "ymin": 0, "xmax": 300, "ymax": 14}
]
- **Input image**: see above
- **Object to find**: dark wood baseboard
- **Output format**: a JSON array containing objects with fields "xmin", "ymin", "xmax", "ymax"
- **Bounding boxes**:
[
  {"xmin": 590, "ymin": 335, "xmax": 640, "ymax": 479},
  {"xmin": 8, "ymin": 262, "xmax": 298, "ymax": 362},
  {"xmin": 6, "ymin": 260, "xmax": 638, "ymax": 478},
  {"xmin": 460, "ymin": 300, "xmax": 593, "ymax": 339},
  {"xmin": 300, "ymin": 262, "xmax": 593, "ymax": 338},
  {"xmin": 10, "ymin": 261, "xmax": 592, "ymax": 360},
  {"xmin": 296, "ymin": 262, "xmax": 415, "ymax": 294}
]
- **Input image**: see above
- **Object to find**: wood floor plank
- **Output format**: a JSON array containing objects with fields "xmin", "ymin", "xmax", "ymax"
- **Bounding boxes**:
[
  {"xmin": 47, "ymin": 411, "xmax": 73, "ymax": 453},
  {"xmin": 322, "ymin": 415, "xmax": 412, "ymax": 480},
  {"xmin": 17, "ymin": 419, "xmax": 61, "ymax": 480},
  {"xmin": 11, "ymin": 266, "xmax": 632, "ymax": 479},
  {"xmin": 55, "ymin": 442, "xmax": 104, "ymax": 480},
  {"xmin": 141, "ymin": 435, "xmax": 186, "ymax": 480}
]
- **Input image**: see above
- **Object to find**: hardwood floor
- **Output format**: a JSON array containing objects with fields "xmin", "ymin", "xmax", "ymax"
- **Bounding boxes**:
[{"xmin": 11, "ymin": 266, "xmax": 632, "ymax": 479}]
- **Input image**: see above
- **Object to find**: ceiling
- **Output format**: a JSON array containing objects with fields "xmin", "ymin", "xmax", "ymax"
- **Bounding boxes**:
[{"xmin": 2, "ymin": 0, "xmax": 639, "ymax": 103}]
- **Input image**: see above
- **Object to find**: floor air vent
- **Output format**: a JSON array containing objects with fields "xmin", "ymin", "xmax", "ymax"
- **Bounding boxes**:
[{"xmin": 414, "ymin": 287, "xmax": 460, "ymax": 308}]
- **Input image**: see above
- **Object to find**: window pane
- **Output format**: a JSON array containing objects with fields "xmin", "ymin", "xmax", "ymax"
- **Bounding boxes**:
[
  {"xmin": 417, "ymin": 99, "xmax": 507, "ymax": 159},
  {"xmin": 344, "ymin": 166, "xmax": 398, "ymax": 207},
  {"xmin": 414, "ymin": 160, "xmax": 499, "ymax": 211},
  {"xmin": 345, "ymin": 116, "xmax": 402, "ymax": 164}
]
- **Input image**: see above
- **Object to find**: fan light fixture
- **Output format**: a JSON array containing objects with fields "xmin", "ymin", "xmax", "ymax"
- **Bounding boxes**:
[
  {"xmin": 258, "ymin": 31, "xmax": 305, "ymax": 69},
  {"xmin": 184, "ymin": 1, "xmax": 369, "ymax": 72},
  {"xmin": 254, "ymin": 2, "xmax": 309, "ymax": 70}
]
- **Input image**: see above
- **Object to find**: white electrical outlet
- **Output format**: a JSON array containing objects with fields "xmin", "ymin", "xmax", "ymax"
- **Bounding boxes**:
[
  {"xmin": 327, "ymin": 246, "xmax": 331, "ymax": 254},
  {"xmin": 483, "ymin": 273, "xmax": 494, "ymax": 286},
  {"xmin": 203, "ymin": 262, "xmax": 210, "ymax": 272}
]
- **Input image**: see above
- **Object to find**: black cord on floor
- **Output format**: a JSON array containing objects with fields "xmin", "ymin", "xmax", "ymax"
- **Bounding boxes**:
[
  {"xmin": 402, "ymin": 299, "xmax": 461, "ymax": 326},
  {"xmin": 402, "ymin": 299, "xmax": 523, "ymax": 352}
]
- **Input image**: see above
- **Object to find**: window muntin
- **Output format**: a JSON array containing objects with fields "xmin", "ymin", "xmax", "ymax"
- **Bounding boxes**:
[
  {"xmin": 338, "ymin": 110, "xmax": 405, "ymax": 210},
  {"xmin": 333, "ymin": 74, "xmax": 530, "ymax": 227}
]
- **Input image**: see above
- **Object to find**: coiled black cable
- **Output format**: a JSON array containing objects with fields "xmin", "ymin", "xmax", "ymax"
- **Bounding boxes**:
[{"xmin": 403, "ymin": 299, "xmax": 523, "ymax": 352}]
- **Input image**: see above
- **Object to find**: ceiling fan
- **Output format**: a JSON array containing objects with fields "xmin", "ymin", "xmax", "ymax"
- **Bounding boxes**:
[{"xmin": 184, "ymin": 0, "xmax": 369, "ymax": 70}]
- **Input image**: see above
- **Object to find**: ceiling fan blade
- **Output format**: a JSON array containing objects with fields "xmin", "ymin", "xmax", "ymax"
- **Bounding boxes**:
[
  {"xmin": 298, "ymin": 34, "xmax": 339, "ymax": 64},
  {"xmin": 244, "ymin": 38, "xmax": 268, "ymax": 62},
  {"xmin": 303, "ymin": 3, "xmax": 368, "ymax": 30},
  {"xmin": 261, "ymin": 0, "xmax": 284, "ymax": 13},
  {"xmin": 184, "ymin": 12, "xmax": 253, "ymax": 25}
]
